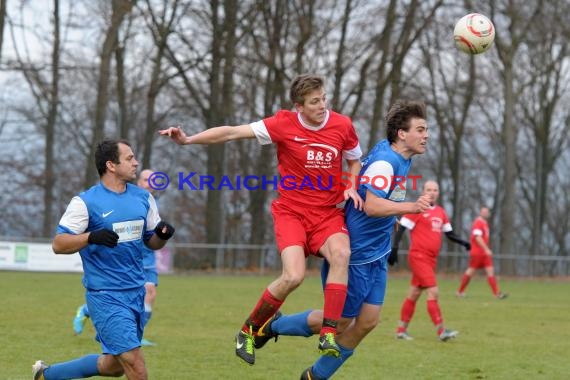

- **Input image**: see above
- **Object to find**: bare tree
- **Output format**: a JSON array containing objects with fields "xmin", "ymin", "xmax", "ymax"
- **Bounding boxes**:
[
  {"xmin": 517, "ymin": 0, "xmax": 570, "ymax": 255},
  {"xmin": 490, "ymin": 0, "xmax": 541, "ymax": 255},
  {"xmin": 0, "ymin": 0, "xmax": 6, "ymax": 64},
  {"xmin": 85, "ymin": 0, "xmax": 135, "ymax": 186}
]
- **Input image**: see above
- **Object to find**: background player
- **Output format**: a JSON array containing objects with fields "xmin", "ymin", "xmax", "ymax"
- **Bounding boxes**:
[
  {"xmin": 391, "ymin": 180, "xmax": 470, "ymax": 341},
  {"xmin": 457, "ymin": 206, "xmax": 508, "ymax": 299}
]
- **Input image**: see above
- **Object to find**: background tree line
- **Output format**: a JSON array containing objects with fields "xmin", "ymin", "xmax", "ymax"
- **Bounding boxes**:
[{"xmin": 0, "ymin": 0, "xmax": 568, "ymax": 269}]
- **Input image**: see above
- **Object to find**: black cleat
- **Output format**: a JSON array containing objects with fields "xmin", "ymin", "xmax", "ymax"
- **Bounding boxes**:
[
  {"xmin": 300, "ymin": 366, "xmax": 324, "ymax": 380},
  {"xmin": 318, "ymin": 332, "xmax": 340, "ymax": 357},
  {"xmin": 235, "ymin": 328, "xmax": 255, "ymax": 365},
  {"xmin": 254, "ymin": 311, "xmax": 282, "ymax": 349}
]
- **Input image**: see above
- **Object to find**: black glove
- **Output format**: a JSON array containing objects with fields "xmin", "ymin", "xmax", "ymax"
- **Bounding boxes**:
[
  {"xmin": 88, "ymin": 229, "xmax": 119, "ymax": 248},
  {"xmin": 154, "ymin": 221, "xmax": 175, "ymax": 240},
  {"xmin": 464, "ymin": 242, "xmax": 471, "ymax": 251},
  {"xmin": 388, "ymin": 247, "xmax": 399, "ymax": 266}
]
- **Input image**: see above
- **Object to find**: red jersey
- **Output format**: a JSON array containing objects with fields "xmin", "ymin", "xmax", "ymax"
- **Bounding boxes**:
[
  {"xmin": 470, "ymin": 216, "xmax": 490, "ymax": 256},
  {"xmin": 400, "ymin": 205, "xmax": 452, "ymax": 258},
  {"xmin": 250, "ymin": 110, "xmax": 361, "ymax": 207}
]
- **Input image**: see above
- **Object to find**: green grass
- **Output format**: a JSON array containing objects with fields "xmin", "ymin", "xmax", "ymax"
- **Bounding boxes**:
[{"xmin": 1, "ymin": 271, "xmax": 569, "ymax": 379}]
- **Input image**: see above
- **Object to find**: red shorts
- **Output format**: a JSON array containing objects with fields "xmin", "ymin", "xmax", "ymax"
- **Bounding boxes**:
[
  {"xmin": 271, "ymin": 199, "xmax": 347, "ymax": 257},
  {"xmin": 408, "ymin": 253, "xmax": 437, "ymax": 288},
  {"xmin": 469, "ymin": 254, "xmax": 493, "ymax": 269}
]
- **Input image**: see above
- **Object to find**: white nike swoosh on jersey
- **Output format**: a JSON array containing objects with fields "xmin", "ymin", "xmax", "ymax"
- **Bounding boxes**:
[
  {"xmin": 294, "ymin": 136, "xmax": 309, "ymax": 141},
  {"xmin": 102, "ymin": 211, "xmax": 114, "ymax": 218}
]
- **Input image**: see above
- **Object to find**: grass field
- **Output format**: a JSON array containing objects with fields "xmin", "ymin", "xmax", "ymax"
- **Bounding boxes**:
[{"xmin": 1, "ymin": 271, "xmax": 569, "ymax": 380}]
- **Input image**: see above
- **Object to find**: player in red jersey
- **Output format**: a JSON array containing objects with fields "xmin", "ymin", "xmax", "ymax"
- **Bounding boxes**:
[
  {"xmin": 390, "ymin": 180, "xmax": 470, "ymax": 341},
  {"xmin": 159, "ymin": 74, "xmax": 363, "ymax": 365},
  {"xmin": 457, "ymin": 207, "xmax": 508, "ymax": 299}
]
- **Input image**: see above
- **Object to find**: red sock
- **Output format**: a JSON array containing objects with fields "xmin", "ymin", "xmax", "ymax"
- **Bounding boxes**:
[
  {"xmin": 397, "ymin": 298, "xmax": 416, "ymax": 333},
  {"xmin": 458, "ymin": 274, "xmax": 471, "ymax": 293},
  {"xmin": 242, "ymin": 288, "xmax": 283, "ymax": 333},
  {"xmin": 320, "ymin": 283, "xmax": 347, "ymax": 336},
  {"xmin": 427, "ymin": 299, "xmax": 443, "ymax": 332},
  {"xmin": 487, "ymin": 276, "xmax": 499, "ymax": 295}
]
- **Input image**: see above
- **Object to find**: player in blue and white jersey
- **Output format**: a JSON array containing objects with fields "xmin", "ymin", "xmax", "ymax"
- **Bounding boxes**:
[
  {"xmin": 72, "ymin": 169, "xmax": 161, "ymax": 347},
  {"xmin": 252, "ymin": 100, "xmax": 431, "ymax": 379},
  {"xmin": 33, "ymin": 140, "xmax": 175, "ymax": 380}
]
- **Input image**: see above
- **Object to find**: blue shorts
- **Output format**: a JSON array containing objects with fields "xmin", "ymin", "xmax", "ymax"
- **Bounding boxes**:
[
  {"xmin": 86, "ymin": 287, "xmax": 145, "ymax": 355},
  {"xmin": 321, "ymin": 255, "xmax": 388, "ymax": 318},
  {"xmin": 144, "ymin": 267, "xmax": 158, "ymax": 286}
]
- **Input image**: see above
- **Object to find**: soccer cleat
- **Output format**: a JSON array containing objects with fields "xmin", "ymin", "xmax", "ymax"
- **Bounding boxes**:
[
  {"xmin": 73, "ymin": 305, "xmax": 88, "ymax": 335},
  {"xmin": 496, "ymin": 292, "xmax": 509, "ymax": 300},
  {"xmin": 456, "ymin": 291, "xmax": 466, "ymax": 298},
  {"xmin": 396, "ymin": 331, "xmax": 414, "ymax": 341},
  {"xmin": 318, "ymin": 332, "xmax": 340, "ymax": 357},
  {"xmin": 32, "ymin": 360, "xmax": 49, "ymax": 380},
  {"xmin": 140, "ymin": 338, "xmax": 156, "ymax": 346},
  {"xmin": 235, "ymin": 328, "xmax": 255, "ymax": 365},
  {"xmin": 300, "ymin": 366, "xmax": 324, "ymax": 380},
  {"xmin": 254, "ymin": 311, "xmax": 282, "ymax": 349},
  {"xmin": 439, "ymin": 329, "xmax": 458, "ymax": 342}
]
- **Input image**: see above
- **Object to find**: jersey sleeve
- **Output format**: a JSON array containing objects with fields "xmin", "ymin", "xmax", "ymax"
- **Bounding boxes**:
[
  {"xmin": 472, "ymin": 219, "xmax": 484, "ymax": 236},
  {"xmin": 362, "ymin": 160, "xmax": 394, "ymax": 198},
  {"xmin": 342, "ymin": 123, "xmax": 362, "ymax": 160},
  {"xmin": 250, "ymin": 120, "xmax": 272, "ymax": 145},
  {"xmin": 441, "ymin": 208, "xmax": 452, "ymax": 232},
  {"xmin": 400, "ymin": 215, "xmax": 416, "ymax": 230},
  {"xmin": 250, "ymin": 112, "xmax": 289, "ymax": 145},
  {"xmin": 145, "ymin": 194, "xmax": 161, "ymax": 240},
  {"xmin": 57, "ymin": 196, "xmax": 89, "ymax": 235}
]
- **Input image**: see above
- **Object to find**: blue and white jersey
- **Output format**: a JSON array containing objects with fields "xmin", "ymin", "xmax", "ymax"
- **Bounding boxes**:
[
  {"xmin": 57, "ymin": 182, "xmax": 160, "ymax": 291},
  {"xmin": 345, "ymin": 139, "xmax": 412, "ymax": 265}
]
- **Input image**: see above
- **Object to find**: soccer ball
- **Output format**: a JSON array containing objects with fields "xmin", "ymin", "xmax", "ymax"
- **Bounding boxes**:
[{"xmin": 453, "ymin": 13, "xmax": 495, "ymax": 55}]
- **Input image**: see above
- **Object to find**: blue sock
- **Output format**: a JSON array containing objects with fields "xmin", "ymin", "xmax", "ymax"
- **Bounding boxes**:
[
  {"xmin": 271, "ymin": 309, "xmax": 314, "ymax": 337},
  {"xmin": 312, "ymin": 343, "xmax": 354, "ymax": 379},
  {"xmin": 44, "ymin": 354, "xmax": 99, "ymax": 380}
]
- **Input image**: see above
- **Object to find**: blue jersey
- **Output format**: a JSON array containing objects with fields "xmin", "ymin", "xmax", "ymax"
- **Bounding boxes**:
[
  {"xmin": 345, "ymin": 139, "xmax": 412, "ymax": 265},
  {"xmin": 57, "ymin": 182, "xmax": 160, "ymax": 291}
]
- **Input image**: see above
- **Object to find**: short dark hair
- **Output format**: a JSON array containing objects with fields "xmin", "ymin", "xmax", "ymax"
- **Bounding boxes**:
[
  {"xmin": 289, "ymin": 74, "xmax": 325, "ymax": 105},
  {"xmin": 95, "ymin": 139, "xmax": 131, "ymax": 176},
  {"xmin": 386, "ymin": 100, "xmax": 427, "ymax": 144}
]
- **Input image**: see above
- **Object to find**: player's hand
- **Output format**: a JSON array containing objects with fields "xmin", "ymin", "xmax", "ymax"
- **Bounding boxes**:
[
  {"xmin": 88, "ymin": 229, "xmax": 119, "ymax": 248},
  {"xmin": 463, "ymin": 242, "xmax": 471, "ymax": 251},
  {"xmin": 344, "ymin": 188, "xmax": 364, "ymax": 210},
  {"xmin": 412, "ymin": 194, "xmax": 431, "ymax": 213},
  {"xmin": 154, "ymin": 221, "xmax": 175, "ymax": 240},
  {"xmin": 388, "ymin": 247, "xmax": 399, "ymax": 266},
  {"xmin": 158, "ymin": 126, "xmax": 187, "ymax": 145}
]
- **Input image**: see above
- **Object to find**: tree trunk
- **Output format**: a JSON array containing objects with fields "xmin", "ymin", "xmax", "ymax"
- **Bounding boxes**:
[
  {"xmin": 0, "ymin": 0, "xmax": 6, "ymax": 64},
  {"xmin": 85, "ymin": 0, "xmax": 135, "ymax": 187},
  {"xmin": 42, "ymin": 0, "xmax": 60, "ymax": 237}
]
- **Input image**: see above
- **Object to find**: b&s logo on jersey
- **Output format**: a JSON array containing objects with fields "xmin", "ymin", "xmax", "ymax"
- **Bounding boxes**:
[
  {"xmin": 304, "ymin": 143, "xmax": 338, "ymax": 169},
  {"xmin": 113, "ymin": 220, "xmax": 144, "ymax": 243}
]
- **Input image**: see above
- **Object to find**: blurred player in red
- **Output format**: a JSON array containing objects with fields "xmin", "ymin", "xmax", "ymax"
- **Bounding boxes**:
[
  {"xmin": 457, "ymin": 207, "xmax": 508, "ymax": 299},
  {"xmin": 160, "ymin": 74, "xmax": 363, "ymax": 365},
  {"xmin": 391, "ymin": 180, "xmax": 470, "ymax": 341}
]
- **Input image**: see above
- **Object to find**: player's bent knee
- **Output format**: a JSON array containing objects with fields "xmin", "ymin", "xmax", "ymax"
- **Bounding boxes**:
[{"xmin": 280, "ymin": 274, "xmax": 304, "ymax": 290}]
